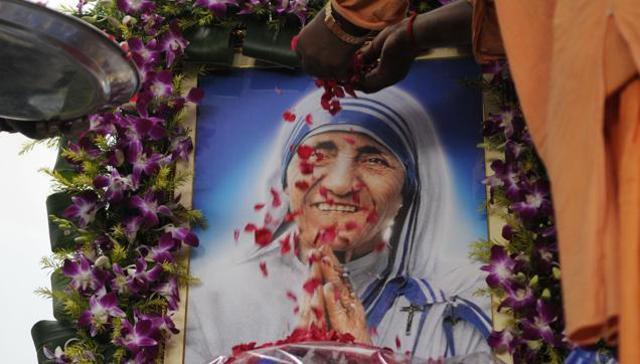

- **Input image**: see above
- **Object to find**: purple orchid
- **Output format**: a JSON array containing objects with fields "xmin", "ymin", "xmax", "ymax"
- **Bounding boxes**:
[
  {"xmin": 160, "ymin": 22, "xmax": 188, "ymax": 68},
  {"xmin": 481, "ymin": 245, "xmax": 516, "ymax": 289},
  {"xmin": 144, "ymin": 70, "xmax": 173, "ymax": 99},
  {"xmin": 521, "ymin": 299, "xmax": 559, "ymax": 345},
  {"xmin": 163, "ymin": 224, "xmax": 199, "ymax": 247},
  {"xmin": 511, "ymin": 181, "xmax": 552, "ymax": 221},
  {"xmin": 194, "ymin": 0, "xmax": 235, "ymax": 17},
  {"xmin": 124, "ymin": 216, "xmax": 143, "ymax": 243},
  {"xmin": 500, "ymin": 283, "xmax": 536, "ymax": 311},
  {"xmin": 110, "ymin": 263, "xmax": 129, "ymax": 294},
  {"xmin": 116, "ymin": 0, "xmax": 155, "ymax": 14},
  {"xmin": 141, "ymin": 13, "xmax": 165, "ymax": 36},
  {"xmin": 78, "ymin": 291, "xmax": 126, "ymax": 336},
  {"xmin": 63, "ymin": 192, "xmax": 99, "ymax": 227},
  {"xmin": 137, "ymin": 311, "xmax": 179, "ymax": 336},
  {"xmin": 149, "ymin": 234, "xmax": 176, "ymax": 263},
  {"xmin": 126, "ymin": 142, "xmax": 164, "ymax": 187},
  {"xmin": 130, "ymin": 193, "xmax": 172, "ymax": 227},
  {"xmin": 487, "ymin": 328, "xmax": 516, "ymax": 354},
  {"xmin": 487, "ymin": 160, "xmax": 521, "ymax": 200},
  {"xmin": 88, "ymin": 113, "xmax": 117, "ymax": 135},
  {"xmin": 128, "ymin": 38, "xmax": 160, "ymax": 69},
  {"xmin": 43, "ymin": 346, "xmax": 71, "ymax": 364},
  {"xmin": 126, "ymin": 258, "xmax": 163, "ymax": 293},
  {"xmin": 155, "ymin": 277, "xmax": 179, "ymax": 311},
  {"xmin": 169, "ymin": 135, "xmax": 193, "ymax": 161},
  {"xmin": 61, "ymin": 255, "xmax": 103, "ymax": 293},
  {"xmin": 93, "ymin": 169, "xmax": 132, "ymax": 202},
  {"xmin": 131, "ymin": 115, "xmax": 166, "ymax": 141},
  {"xmin": 116, "ymin": 318, "xmax": 158, "ymax": 354}
]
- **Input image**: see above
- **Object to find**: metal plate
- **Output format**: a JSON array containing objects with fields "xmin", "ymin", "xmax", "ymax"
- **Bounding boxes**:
[{"xmin": 0, "ymin": 0, "xmax": 139, "ymax": 122}]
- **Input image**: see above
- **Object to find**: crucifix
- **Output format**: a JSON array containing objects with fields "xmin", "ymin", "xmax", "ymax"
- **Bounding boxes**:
[{"xmin": 400, "ymin": 304, "xmax": 425, "ymax": 336}]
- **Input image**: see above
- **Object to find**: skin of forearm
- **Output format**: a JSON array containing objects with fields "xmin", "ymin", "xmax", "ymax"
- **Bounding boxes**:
[{"xmin": 413, "ymin": 0, "xmax": 473, "ymax": 51}]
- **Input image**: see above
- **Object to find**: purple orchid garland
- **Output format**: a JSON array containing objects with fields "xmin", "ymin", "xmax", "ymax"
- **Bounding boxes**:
[{"xmin": 478, "ymin": 61, "xmax": 572, "ymax": 362}]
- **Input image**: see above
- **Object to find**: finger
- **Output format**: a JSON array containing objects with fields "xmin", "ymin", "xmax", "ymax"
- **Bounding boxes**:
[
  {"xmin": 323, "ymin": 282, "xmax": 347, "ymax": 329},
  {"xmin": 359, "ymin": 57, "xmax": 410, "ymax": 94},
  {"xmin": 359, "ymin": 28, "xmax": 392, "ymax": 66},
  {"xmin": 309, "ymin": 279, "xmax": 327, "ymax": 329},
  {"xmin": 318, "ymin": 245, "xmax": 343, "ymax": 286}
]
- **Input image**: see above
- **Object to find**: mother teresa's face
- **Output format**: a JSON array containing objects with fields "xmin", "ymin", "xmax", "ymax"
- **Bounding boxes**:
[{"xmin": 285, "ymin": 131, "xmax": 405, "ymax": 258}]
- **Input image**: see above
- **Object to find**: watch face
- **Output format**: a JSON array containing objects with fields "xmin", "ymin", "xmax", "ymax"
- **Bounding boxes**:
[{"xmin": 0, "ymin": 0, "xmax": 139, "ymax": 122}]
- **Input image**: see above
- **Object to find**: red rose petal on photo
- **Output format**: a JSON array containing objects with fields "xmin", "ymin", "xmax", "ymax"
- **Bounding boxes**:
[
  {"xmin": 233, "ymin": 229, "xmax": 240, "ymax": 242},
  {"xmin": 305, "ymin": 113, "xmax": 313, "ymax": 125},
  {"xmin": 351, "ymin": 190, "xmax": 360, "ymax": 205},
  {"xmin": 279, "ymin": 233, "xmax": 291, "ymax": 255},
  {"xmin": 286, "ymin": 290, "xmax": 298, "ymax": 302},
  {"xmin": 374, "ymin": 242, "xmax": 386, "ymax": 252},
  {"xmin": 345, "ymin": 221, "xmax": 359, "ymax": 231},
  {"xmin": 299, "ymin": 161, "xmax": 314, "ymax": 175},
  {"xmin": 259, "ymin": 261, "xmax": 268, "ymax": 277},
  {"xmin": 263, "ymin": 213, "xmax": 273, "ymax": 225},
  {"xmin": 303, "ymin": 278, "xmax": 322, "ymax": 294},
  {"xmin": 325, "ymin": 197, "xmax": 335, "ymax": 206},
  {"xmin": 395, "ymin": 335, "xmax": 401, "ymax": 349},
  {"xmin": 284, "ymin": 210, "xmax": 301, "ymax": 223},
  {"xmin": 366, "ymin": 211, "xmax": 379, "ymax": 224},
  {"xmin": 320, "ymin": 225, "xmax": 337, "ymax": 244},
  {"xmin": 319, "ymin": 186, "xmax": 328, "ymax": 199},
  {"xmin": 294, "ymin": 180, "xmax": 309, "ymax": 191},
  {"xmin": 270, "ymin": 188, "xmax": 282, "ymax": 208},
  {"xmin": 283, "ymin": 110, "xmax": 296, "ymax": 122},
  {"xmin": 308, "ymin": 253, "xmax": 320, "ymax": 265},
  {"xmin": 293, "ymin": 305, "xmax": 300, "ymax": 314},
  {"xmin": 297, "ymin": 145, "xmax": 315, "ymax": 160},
  {"xmin": 254, "ymin": 228, "xmax": 272, "ymax": 247},
  {"xmin": 244, "ymin": 223, "xmax": 257, "ymax": 232},
  {"xmin": 254, "ymin": 203, "xmax": 265, "ymax": 211},
  {"xmin": 312, "ymin": 306, "xmax": 324, "ymax": 320}
]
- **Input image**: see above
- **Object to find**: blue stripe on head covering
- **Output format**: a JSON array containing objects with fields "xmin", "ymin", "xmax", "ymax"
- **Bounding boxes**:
[{"xmin": 280, "ymin": 109, "xmax": 418, "ymax": 194}]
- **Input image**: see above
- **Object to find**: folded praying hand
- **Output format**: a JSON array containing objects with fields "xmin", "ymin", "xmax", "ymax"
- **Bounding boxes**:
[{"xmin": 297, "ymin": 245, "xmax": 372, "ymax": 344}]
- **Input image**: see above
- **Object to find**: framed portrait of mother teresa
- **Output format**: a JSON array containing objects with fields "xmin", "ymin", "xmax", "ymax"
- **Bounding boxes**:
[{"xmin": 169, "ymin": 54, "xmax": 498, "ymax": 363}]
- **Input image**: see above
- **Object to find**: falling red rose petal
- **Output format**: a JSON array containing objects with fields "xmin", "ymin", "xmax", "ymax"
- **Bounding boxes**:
[
  {"xmin": 270, "ymin": 188, "xmax": 282, "ymax": 208},
  {"xmin": 279, "ymin": 233, "xmax": 291, "ymax": 255},
  {"xmin": 286, "ymin": 290, "xmax": 298, "ymax": 302},
  {"xmin": 395, "ymin": 336, "xmax": 401, "ymax": 349},
  {"xmin": 299, "ymin": 161, "xmax": 314, "ymax": 175},
  {"xmin": 374, "ymin": 242, "xmax": 386, "ymax": 252},
  {"xmin": 367, "ymin": 211, "xmax": 379, "ymax": 224},
  {"xmin": 294, "ymin": 180, "xmax": 309, "ymax": 191},
  {"xmin": 345, "ymin": 221, "xmax": 359, "ymax": 231},
  {"xmin": 283, "ymin": 110, "xmax": 296, "ymax": 122},
  {"xmin": 305, "ymin": 113, "xmax": 313, "ymax": 125},
  {"xmin": 303, "ymin": 278, "xmax": 322, "ymax": 294},
  {"xmin": 293, "ymin": 306, "xmax": 300, "ymax": 314},
  {"xmin": 254, "ymin": 203, "xmax": 265, "ymax": 211},
  {"xmin": 233, "ymin": 229, "xmax": 240, "ymax": 242},
  {"xmin": 290, "ymin": 35, "xmax": 299, "ymax": 51},
  {"xmin": 297, "ymin": 145, "xmax": 315, "ymax": 160},
  {"xmin": 244, "ymin": 223, "xmax": 257, "ymax": 232},
  {"xmin": 254, "ymin": 228, "xmax": 273, "ymax": 247},
  {"xmin": 259, "ymin": 261, "xmax": 268, "ymax": 277}
]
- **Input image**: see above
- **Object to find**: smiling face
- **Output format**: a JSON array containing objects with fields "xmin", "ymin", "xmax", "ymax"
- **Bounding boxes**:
[{"xmin": 285, "ymin": 131, "xmax": 406, "ymax": 259}]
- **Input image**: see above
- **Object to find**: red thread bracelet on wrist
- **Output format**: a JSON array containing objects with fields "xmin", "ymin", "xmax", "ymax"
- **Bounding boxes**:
[{"xmin": 407, "ymin": 11, "xmax": 418, "ymax": 51}]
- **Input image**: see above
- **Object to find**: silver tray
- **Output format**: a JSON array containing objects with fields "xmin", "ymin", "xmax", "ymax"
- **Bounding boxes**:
[{"xmin": 0, "ymin": 0, "xmax": 139, "ymax": 122}]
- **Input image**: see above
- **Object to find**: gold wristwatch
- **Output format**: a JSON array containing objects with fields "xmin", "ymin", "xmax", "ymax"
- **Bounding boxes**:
[{"xmin": 324, "ymin": 3, "xmax": 374, "ymax": 45}]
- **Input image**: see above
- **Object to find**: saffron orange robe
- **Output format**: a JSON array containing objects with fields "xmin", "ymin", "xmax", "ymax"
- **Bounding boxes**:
[{"xmin": 333, "ymin": 0, "xmax": 640, "ymax": 361}]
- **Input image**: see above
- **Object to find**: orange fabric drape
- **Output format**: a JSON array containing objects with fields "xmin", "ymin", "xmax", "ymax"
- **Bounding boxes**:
[{"xmin": 474, "ymin": 0, "xmax": 640, "ymax": 361}]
